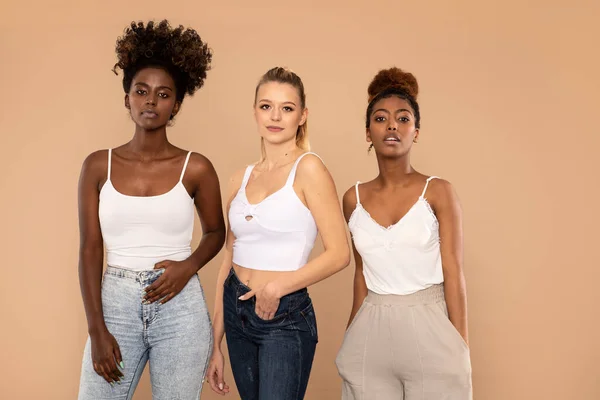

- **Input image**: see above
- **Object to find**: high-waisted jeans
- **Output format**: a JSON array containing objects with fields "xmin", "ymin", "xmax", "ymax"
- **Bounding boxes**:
[
  {"xmin": 78, "ymin": 266, "xmax": 213, "ymax": 400},
  {"xmin": 223, "ymin": 267, "xmax": 318, "ymax": 400}
]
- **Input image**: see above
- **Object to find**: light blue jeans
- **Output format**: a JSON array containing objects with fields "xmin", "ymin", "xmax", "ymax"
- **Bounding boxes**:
[{"xmin": 78, "ymin": 266, "xmax": 213, "ymax": 400}]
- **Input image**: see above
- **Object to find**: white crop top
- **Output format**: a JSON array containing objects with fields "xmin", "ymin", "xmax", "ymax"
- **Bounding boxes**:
[
  {"xmin": 229, "ymin": 152, "xmax": 321, "ymax": 271},
  {"xmin": 98, "ymin": 149, "xmax": 195, "ymax": 271},
  {"xmin": 349, "ymin": 176, "xmax": 443, "ymax": 295}
]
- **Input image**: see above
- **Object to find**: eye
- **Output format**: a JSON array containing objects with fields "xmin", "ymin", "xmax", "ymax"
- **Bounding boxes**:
[
  {"xmin": 374, "ymin": 116, "xmax": 385, "ymax": 122},
  {"xmin": 158, "ymin": 93, "xmax": 169, "ymax": 99},
  {"xmin": 399, "ymin": 116, "xmax": 410, "ymax": 123},
  {"xmin": 136, "ymin": 89, "xmax": 147, "ymax": 95},
  {"xmin": 283, "ymin": 106, "xmax": 294, "ymax": 112},
  {"xmin": 260, "ymin": 104, "xmax": 271, "ymax": 110}
]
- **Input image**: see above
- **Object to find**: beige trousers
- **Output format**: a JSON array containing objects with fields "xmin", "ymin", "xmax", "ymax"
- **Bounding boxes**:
[{"xmin": 335, "ymin": 284, "xmax": 472, "ymax": 399}]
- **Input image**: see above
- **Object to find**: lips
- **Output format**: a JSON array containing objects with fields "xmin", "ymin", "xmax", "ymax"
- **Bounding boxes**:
[
  {"xmin": 383, "ymin": 134, "xmax": 400, "ymax": 143},
  {"xmin": 267, "ymin": 126, "xmax": 284, "ymax": 132},
  {"xmin": 141, "ymin": 110, "xmax": 158, "ymax": 118}
]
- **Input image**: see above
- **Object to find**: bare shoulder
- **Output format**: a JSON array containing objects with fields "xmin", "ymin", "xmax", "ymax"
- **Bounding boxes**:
[
  {"xmin": 426, "ymin": 177, "xmax": 461, "ymax": 209},
  {"xmin": 229, "ymin": 165, "xmax": 247, "ymax": 187},
  {"xmin": 342, "ymin": 184, "xmax": 359, "ymax": 222},
  {"xmin": 80, "ymin": 149, "xmax": 109, "ymax": 180},
  {"xmin": 295, "ymin": 152, "xmax": 328, "ymax": 180},
  {"xmin": 184, "ymin": 151, "xmax": 218, "ymax": 178}
]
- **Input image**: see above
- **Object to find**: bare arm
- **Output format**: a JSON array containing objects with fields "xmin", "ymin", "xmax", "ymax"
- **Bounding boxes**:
[
  {"xmin": 186, "ymin": 153, "xmax": 226, "ymax": 273},
  {"xmin": 342, "ymin": 186, "xmax": 368, "ymax": 329},
  {"xmin": 206, "ymin": 168, "xmax": 245, "ymax": 396},
  {"xmin": 78, "ymin": 150, "xmax": 123, "ymax": 384},
  {"xmin": 211, "ymin": 167, "xmax": 244, "ymax": 351},
  {"xmin": 431, "ymin": 179, "xmax": 469, "ymax": 345},
  {"xmin": 270, "ymin": 155, "xmax": 351, "ymax": 297},
  {"xmin": 78, "ymin": 150, "xmax": 107, "ymax": 336}
]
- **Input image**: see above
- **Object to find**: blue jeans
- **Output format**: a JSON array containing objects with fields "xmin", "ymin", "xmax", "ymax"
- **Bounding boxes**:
[
  {"xmin": 78, "ymin": 266, "xmax": 213, "ymax": 400},
  {"xmin": 223, "ymin": 267, "xmax": 318, "ymax": 400}
]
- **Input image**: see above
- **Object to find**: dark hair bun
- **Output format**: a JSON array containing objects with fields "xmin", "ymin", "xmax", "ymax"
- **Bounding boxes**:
[{"xmin": 367, "ymin": 67, "xmax": 418, "ymax": 103}]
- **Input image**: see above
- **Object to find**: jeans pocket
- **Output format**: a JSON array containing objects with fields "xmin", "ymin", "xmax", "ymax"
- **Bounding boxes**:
[
  {"xmin": 299, "ymin": 301, "xmax": 318, "ymax": 340},
  {"xmin": 251, "ymin": 299, "xmax": 289, "ymax": 324}
]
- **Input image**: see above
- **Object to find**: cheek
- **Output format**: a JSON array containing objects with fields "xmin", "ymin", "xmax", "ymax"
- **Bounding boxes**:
[
  {"xmin": 286, "ymin": 111, "xmax": 302, "ymax": 125},
  {"xmin": 368, "ymin": 124, "xmax": 385, "ymax": 138}
]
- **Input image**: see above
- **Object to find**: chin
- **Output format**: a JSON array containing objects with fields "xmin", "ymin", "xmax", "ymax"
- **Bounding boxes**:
[
  {"xmin": 378, "ymin": 147, "xmax": 408, "ymax": 158},
  {"xmin": 261, "ymin": 132, "xmax": 295, "ymax": 145}
]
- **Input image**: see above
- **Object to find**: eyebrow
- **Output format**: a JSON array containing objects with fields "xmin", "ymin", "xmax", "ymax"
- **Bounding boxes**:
[
  {"xmin": 133, "ymin": 82, "xmax": 174, "ymax": 91},
  {"xmin": 373, "ymin": 108, "xmax": 413, "ymax": 115},
  {"xmin": 258, "ymin": 99, "xmax": 297, "ymax": 107}
]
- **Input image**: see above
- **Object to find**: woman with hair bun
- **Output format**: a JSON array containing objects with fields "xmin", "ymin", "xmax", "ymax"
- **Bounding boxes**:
[
  {"xmin": 335, "ymin": 67, "xmax": 472, "ymax": 399},
  {"xmin": 77, "ymin": 20, "xmax": 225, "ymax": 399}
]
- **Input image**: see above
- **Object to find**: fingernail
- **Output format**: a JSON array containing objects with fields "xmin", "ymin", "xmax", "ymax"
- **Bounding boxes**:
[
  {"xmin": 219, "ymin": 383, "xmax": 224, "ymax": 390},
  {"xmin": 120, "ymin": 361, "xmax": 125, "ymax": 369},
  {"xmin": 110, "ymin": 382, "xmax": 114, "ymax": 387}
]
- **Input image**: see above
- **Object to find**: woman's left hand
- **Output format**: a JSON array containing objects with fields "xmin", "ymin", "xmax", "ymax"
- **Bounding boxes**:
[
  {"xmin": 143, "ymin": 260, "xmax": 197, "ymax": 304},
  {"xmin": 238, "ymin": 281, "xmax": 282, "ymax": 320}
]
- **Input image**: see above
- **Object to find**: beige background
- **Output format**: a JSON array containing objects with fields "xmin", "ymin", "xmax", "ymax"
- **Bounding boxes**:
[{"xmin": 1, "ymin": 0, "xmax": 599, "ymax": 399}]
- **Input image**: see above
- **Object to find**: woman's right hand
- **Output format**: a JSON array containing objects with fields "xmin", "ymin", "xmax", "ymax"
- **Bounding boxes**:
[
  {"xmin": 90, "ymin": 328, "xmax": 124, "ymax": 384},
  {"xmin": 207, "ymin": 348, "xmax": 230, "ymax": 395}
]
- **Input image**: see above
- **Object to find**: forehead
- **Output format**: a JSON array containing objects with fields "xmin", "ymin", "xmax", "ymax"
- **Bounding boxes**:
[
  {"xmin": 372, "ymin": 96, "xmax": 413, "ymax": 112},
  {"xmin": 132, "ymin": 67, "xmax": 175, "ymax": 86},
  {"xmin": 256, "ymin": 81, "xmax": 301, "ymax": 104}
]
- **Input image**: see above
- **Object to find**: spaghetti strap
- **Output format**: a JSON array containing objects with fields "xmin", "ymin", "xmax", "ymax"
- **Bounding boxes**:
[
  {"xmin": 107, "ymin": 149, "xmax": 112, "ymax": 181},
  {"xmin": 285, "ymin": 152, "xmax": 324, "ymax": 186},
  {"xmin": 420, "ymin": 176, "xmax": 439, "ymax": 198},
  {"xmin": 355, "ymin": 181, "xmax": 362, "ymax": 205},
  {"xmin": 179, "ymin": 151, "xmax": 192, "ymax": 182},
  {"xmin": 240, "ymin": 165, "xmax": 255, "ymax": 190}
]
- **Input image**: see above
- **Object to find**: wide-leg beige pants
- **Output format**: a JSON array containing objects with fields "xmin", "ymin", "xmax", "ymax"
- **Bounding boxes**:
[{"xmin": 335, "ymin": 284, "xmax": 472, "ymax": 399}]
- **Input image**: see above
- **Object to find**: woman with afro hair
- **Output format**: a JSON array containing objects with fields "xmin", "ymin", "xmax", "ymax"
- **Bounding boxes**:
[
  {"xmin": 335, "ymin": 67, "xmax": 472, "ymax": 399},
  {"xmin": 77, "ymin": 20, "xmax": 225, "ymax": 399}
]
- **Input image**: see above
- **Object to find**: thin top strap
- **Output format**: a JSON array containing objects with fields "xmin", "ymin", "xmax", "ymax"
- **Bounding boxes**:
[
  {"xmin": 420, "ymin": 176, "xmax": 439, "ymax": 198},
  {"xmin": 107, "ymin": 149, "xmax": 112, "ymax": 181},
  {"xmin": 355, "ymin": 181, "xmax": 362, "ymax": 205},
  {"xmin": 240, "ymin": 165, "xmax": 255, "ymax": 190},
  {"xmin": 179, "ymin": 151, "xmax": 193, "ymax": 182},
  {"xmin": 285, "ymin": 152, "xmax": 323, "ymax": 186}
]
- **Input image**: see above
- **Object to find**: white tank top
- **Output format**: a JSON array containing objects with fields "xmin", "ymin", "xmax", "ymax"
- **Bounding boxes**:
[
  {"xmin": 229, "ymin": 152, "xmax": 321, "ymax": 271},
  {"xmin": 98, "ymin": 149, "xmax": 195, "ymax": 271},
  {"xmin": 349, "ymin": 176, "xmax": 443, "ymax": 295}
]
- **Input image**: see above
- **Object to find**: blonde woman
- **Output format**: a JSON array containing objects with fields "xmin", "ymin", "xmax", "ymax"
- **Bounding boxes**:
[{"xmin": 206, "ymin": 67, "xmax": 350, "ymax": 400}]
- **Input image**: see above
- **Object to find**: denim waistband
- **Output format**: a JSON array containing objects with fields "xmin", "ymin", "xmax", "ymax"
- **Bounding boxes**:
[
  {"xmin": 224, "ymin": 267, "xmax": 307, "ymax": 297},
  {"xmin": 105, "ymin": 265, "xmax": 164, "ymax": 283}
]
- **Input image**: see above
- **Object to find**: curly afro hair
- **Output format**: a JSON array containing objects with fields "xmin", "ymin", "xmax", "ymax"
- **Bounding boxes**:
[
  {"xmin": 112, "ymin": 20, "xmax": 212, "ymax": 104},
  {"xmin": 366, "ymin": 67, "xmax": 421, "ymax": 129}
]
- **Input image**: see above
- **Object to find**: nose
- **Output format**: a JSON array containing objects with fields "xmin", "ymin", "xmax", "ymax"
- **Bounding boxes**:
[
  {"xmin": 146, "ymin": 94, "xmax": 157, "ymax": 106},
  {"xmin": 387, "ymin": 124, "xmax": 397, "ymax": 131},
  {"xmin": 271, "ymin": 108, "xmax": 282, "ymax": 121}
]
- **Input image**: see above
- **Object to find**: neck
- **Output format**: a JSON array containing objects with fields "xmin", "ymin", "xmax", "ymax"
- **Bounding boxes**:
[
  {"xmin": 374, "ymin": 152, "xmax": 415, "ymax": 187},
  {"xmin": 128, "ymin": 126, "xmax": 171, "ymax": 159},
  {"xmin": 261, "ymin": 139, "xmax": 300, "ymax": 170}
]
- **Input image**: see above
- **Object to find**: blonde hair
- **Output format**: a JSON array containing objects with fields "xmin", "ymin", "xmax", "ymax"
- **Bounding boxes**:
[{"xmin": 254, "ymin": 67, "xmax": 309, "ymax": 161}]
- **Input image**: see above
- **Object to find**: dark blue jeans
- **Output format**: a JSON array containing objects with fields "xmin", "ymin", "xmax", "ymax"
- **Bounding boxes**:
[{"xmin": 223, "ymin": 267, "xmax": 318, "ymax": 400}]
